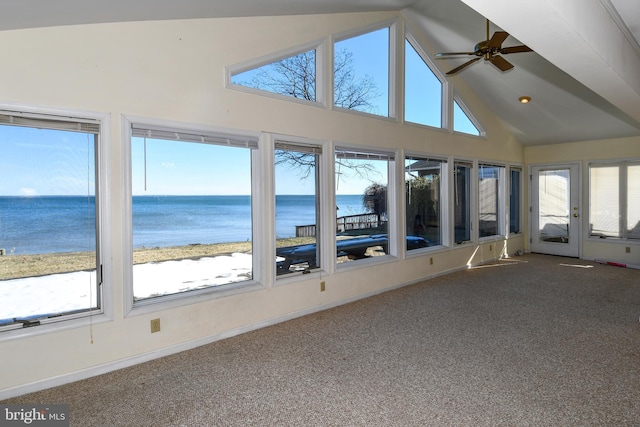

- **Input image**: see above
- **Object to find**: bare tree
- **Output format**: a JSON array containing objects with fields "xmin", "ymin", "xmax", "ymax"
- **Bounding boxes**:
[{"xmin": 248, "ymin": 48, "xmax": 380, "ymax": 180}]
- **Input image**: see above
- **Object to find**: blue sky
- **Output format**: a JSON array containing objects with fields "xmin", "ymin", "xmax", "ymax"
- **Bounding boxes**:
[{"xmin": 0, "ymin": 126, "xmax": 95, "ymax": 196}]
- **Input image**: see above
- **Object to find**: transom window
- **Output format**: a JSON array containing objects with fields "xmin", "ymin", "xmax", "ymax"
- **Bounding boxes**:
[
  {"xmin": 230, "ymin": 47, "xmax": 318, "ymax": 103},
  {"xmin": 404, "ymin": 37, "xmax": 442, "ymax": 128},
  {"xmin": 334, "ymin": 27, "xmax": 390, "ymax": 116}
]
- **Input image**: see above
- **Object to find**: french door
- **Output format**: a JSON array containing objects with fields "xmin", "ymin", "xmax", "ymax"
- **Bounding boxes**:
[{"xmin": 531, "ymin": 164, "xmax": 581, "ymax": 257}]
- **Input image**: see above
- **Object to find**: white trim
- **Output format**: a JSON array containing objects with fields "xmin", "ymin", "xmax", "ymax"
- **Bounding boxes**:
[
  {"xmin": 226, "ymin": 39, "xmax": 327, "ymax": 108},
  {"xmin": 0, "ymin": 103, "xmax": 112, "ymax": 341},
  {"xmin": 121, "ymin": 115, "xmax": 263, "ymax": 317}
]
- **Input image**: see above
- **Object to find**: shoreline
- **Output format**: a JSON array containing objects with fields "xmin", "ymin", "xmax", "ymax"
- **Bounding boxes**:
[{"xmin": 0, "ymin": 237, "xmax": 316, "ymax": 280}]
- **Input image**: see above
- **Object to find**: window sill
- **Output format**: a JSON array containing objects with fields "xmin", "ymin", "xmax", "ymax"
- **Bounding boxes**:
[
  {"xmin": 127, "ymin": 280, "xmax": 264, "ymax": 318},
  {"xmin": 0, "ymin": 312, "xmax": 111, "ymax": 342}
]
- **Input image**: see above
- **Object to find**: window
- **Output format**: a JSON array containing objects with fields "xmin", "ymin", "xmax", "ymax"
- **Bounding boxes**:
[
  {"xmin": 230, "ymin": 47, "xmax": 318, "ymax": 103},
  {"xmin": 0, "ymin": 112, "xmax": 102, "ymax": 331},
  {"xmin": 454, "ymin": 161, "xmax": 472, "ymax": 244},
  {"xmin": 334, "ymin": 27, "xmax": 390, "ymax": 116},
  {"xmin": 404, "ymin": 38, "xmax": 442, "ymax": 127},
  {"xmin": 478, "ymin": 164, "xmax": 504, "ymax": 238},
  {"xmin": 130, "ymin": 124, "xmax": 258, "ymax": 303},
  {"xmin": 405, "ymin": 156, "xmax": 445, "ymax": 249},
  {"xmin": 509, "ymin": 168, "xmax": 522, "ymax": 234},
  {"xmin": 589, "ymin": 162, "xmax": 640, "ymax": 240},
  {"xmin": 275, "ymin": 142, "xmax": 321, "ymax": 275},
  {"xmin": 453, "ymin": 99, "xmax": 481, "ymax": 136},
  {"xmin": 335, "ymin": 148, "xmax": 393, "ymax": 263}
]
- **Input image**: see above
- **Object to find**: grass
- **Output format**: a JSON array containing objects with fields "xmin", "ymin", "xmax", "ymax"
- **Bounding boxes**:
[{"xmin": 0, "ymin": 237, "xmax": 317, "ymax": 280}]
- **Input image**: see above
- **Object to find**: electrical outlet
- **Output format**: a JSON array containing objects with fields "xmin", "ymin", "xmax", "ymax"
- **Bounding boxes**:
[
  {"xmin": 626, "ymin": 247, "xmax": 631, "ymax": 253},
  {"xmin": 320, "ymin": 281, "xmax": 326, "ymax": 292},
  {"xmin": 150, "ymin": 318, "xmax": 161, "ymax": 333},
  {"xmin": 430, "ymin": 257, "xmax": 433, "ymax": 265},
  {"xmin": 489, "ymin": 244, "xmax": 493, "ymax": 252}
]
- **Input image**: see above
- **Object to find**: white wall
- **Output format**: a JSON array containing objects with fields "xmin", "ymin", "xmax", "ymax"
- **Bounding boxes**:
[{"xmin": 0, "ymin": 13, "xmax": 525, "ymax": 398}]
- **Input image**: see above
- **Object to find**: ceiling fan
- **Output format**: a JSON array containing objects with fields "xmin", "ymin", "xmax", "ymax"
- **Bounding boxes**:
[{"xmin": 435, "ymin": 19, "xmax": 533, "ymax": 75}]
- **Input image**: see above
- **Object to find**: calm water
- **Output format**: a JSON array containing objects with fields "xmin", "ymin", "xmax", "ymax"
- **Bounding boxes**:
[{"xmin": 0, "ymin": 195, "xmax": 365, "ymax": 255}]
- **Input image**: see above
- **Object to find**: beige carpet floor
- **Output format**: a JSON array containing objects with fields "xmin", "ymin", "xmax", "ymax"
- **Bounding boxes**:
[{"xmin": 3, "ymin": 254, "xmax": 640, "ymax": 426}]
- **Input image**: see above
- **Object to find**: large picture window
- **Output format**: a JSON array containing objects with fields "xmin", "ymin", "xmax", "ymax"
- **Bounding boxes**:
[
  {"xmin": 589, "ymin": 162, "xmax": 640, "ymax": 240},
  {"xmin": 335, "ymin": 148, "xmax": 393, "ymax": 264},
  {"xmin": 0, "ymin": 112, "xmax": 101, "ymax": 331},
  {"xmin": 405, "ymin": 156, "xmax": 445, "ymax": 249},
  {"xmin": 130, "ymin": 124, "xmax": 258, "ymax": 302},
  {"xmin": 275, "ymin": 142, "xmax": 321, "ymax": 276}
]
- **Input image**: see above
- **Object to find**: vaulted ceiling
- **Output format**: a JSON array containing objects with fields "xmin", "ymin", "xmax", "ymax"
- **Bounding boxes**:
[{"xmin": 2, "ymin": 0, "xmax": 639, "ymax": 146}]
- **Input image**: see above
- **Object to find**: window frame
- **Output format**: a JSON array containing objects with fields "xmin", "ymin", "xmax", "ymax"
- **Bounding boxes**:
[
  {"xmin": 453, "ymin": 95, "xmax": 485, "ymax": 138},
  {"xmin": 508, "ymin": 166, "xmax": 523, "ymax": 236},
  {"xmin": 403, "ymin": 33, "xmax": 447, "ymax": 130},
  {"xmin": 452, "ymin": 159, "xmax": 474, "ymax": 245},
  {"xmin": 478, "ymin": 163, "xmax": 506, "ymax": 240},
  {"xmin": 273, "ymin": 137, "xmax": 324, "ymax": 279},
  {"xmin": 0, "ymin": 105, "xmax": 112, "ymax": 339},
  {"xmin": 334, "ymin": 145, "xmax": 398, "ymax": 269},
  {"xmin": 404, "ymin": 153, "xmax": 449, "ymax": 252},
  {"xmin": 226, "ymin": 40, "xmax": 327, "ymax": 108},
  {"xmin": 122, "ymin": 116, "xmax": 264, "ymax": 317},
  {"xmin": 588, "ymin": 160, "xmax": 640, "ymax": 241},
  {"xmin": 331, "ymin": 19, "xmax": 398, "ymax": 120}
]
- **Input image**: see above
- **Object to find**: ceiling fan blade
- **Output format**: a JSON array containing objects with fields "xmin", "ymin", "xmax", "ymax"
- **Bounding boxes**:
[
  {"xmin": 490, "ymin": 55, "xmax": 514, "ymax": 72},
  {"xmin": 446, "ymin": 57, "xmax": 482, "ymax": 75},
  {"xmin": 501, "ymin": 45, "xmax": 533, "ymax": 54},
  {"xmin": 435, "ymin": 52, "xmax": 476, "ymax": 57},
  {"xmin": 488, "ymin": 31, "xmax": 509, "ymax": 49}
]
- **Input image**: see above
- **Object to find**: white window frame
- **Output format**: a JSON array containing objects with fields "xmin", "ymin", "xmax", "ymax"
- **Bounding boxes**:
[
  {"xmin": 122, "ymin": 115, "xmax": 264, "ymax": 317},
  {"xmin": 451, "ymin": 159, "xmax": 475, "ymax": 245},
  {"xmin": 453, "ymin": 95, "xmax": 485, "ymax": 138},
  {"xmin": 331, "ymin": 19, "xmax": 398, "ymax": 120},
  {"xmin": 0, "ymin": 105, "xmax": 112, "ymax": 340},
  {"xmin": 403, "ymin": 31, "xmax": 448, "ymax": 130},
  {"xmin": 271, "ymin": 134, "xmax": 328, "ymax": 282},
  {"xmin": 588, "ymin": 160, "xmax": 640, "ymax": 241},
  {"xmin": 478, "ymin": 163, "xmax": 506, "ymax": 240},
  {"xmin": 226, "ymin": 40, "xmax": 327, "ymax": 108},
  {"xmin": 403, "ymin": 152, "xmax": 450, "ymax": 253},
  {"xmin": 508, "ymin": 165, "xmax": 524, "ymax": 236},
  {"xmin": 334, "ymin": 144, "xmax": 398, "ymax": 270}
]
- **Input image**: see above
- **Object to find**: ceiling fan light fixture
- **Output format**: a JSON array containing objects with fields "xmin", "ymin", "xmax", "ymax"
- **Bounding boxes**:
[{"xmin": 519, "ymin": 96, "xmax": 532, "ymax": 104}]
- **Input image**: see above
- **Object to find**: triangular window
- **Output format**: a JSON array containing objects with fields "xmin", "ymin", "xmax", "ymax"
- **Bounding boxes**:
[
  {"xmin": 404, "ymin": 37, "xmax": 443, "ymax": 128},
  {"xmin": 230, "ymin": 48, "xmax": 318, "ymax": 102},
  {"xmin": 453, "ymin": 98, "xmax": 481, "ymax": 136}
]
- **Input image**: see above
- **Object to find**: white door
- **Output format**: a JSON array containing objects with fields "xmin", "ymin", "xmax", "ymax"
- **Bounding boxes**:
[{"xmin": 531, "ymin": 164, "xmax": 581, "ymax": 257}]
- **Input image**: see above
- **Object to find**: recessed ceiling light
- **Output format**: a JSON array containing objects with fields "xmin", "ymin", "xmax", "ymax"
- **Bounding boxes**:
[{"xmin": 519, "ymin": 96, "xmax": 532, "ymax": 104}]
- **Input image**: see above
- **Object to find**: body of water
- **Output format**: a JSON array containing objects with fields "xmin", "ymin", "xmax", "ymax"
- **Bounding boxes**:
[{"xmin": 0, "ymin": 195, "xmax": 366, "ymax": 255}]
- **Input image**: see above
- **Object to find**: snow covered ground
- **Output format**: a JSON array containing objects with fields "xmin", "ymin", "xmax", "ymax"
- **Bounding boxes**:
[{"xmin": 0, "ymin": 253, "xmax": 252, "ymax": 321}]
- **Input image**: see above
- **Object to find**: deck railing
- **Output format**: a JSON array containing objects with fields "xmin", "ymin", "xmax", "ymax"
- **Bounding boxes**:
[{"xmin": 295, "ymin": 213, "xmax": 382, "ymax": 237}]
